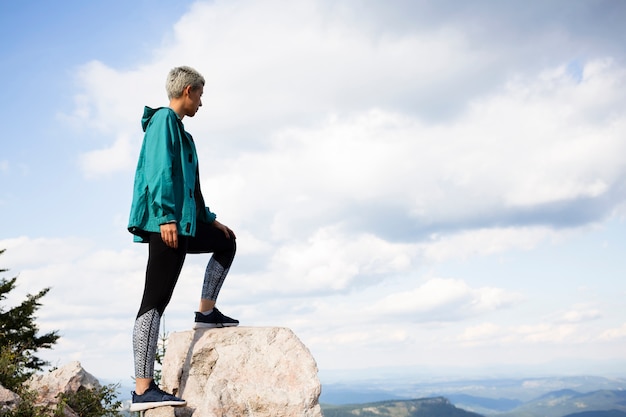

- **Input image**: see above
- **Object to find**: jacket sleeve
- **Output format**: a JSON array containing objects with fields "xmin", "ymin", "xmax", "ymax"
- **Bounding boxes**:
[
  {"xmin": 202, "ymin": 206, "xmax": 217, "ymax": 224},
  {"xmin": 143, "ymin": 111, "xmax": 179, "ymax": 225}
]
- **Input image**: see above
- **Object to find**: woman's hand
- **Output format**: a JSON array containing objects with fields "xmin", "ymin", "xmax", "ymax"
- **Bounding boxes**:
[
  {"xmin": 160, "ymin": 222, "xmax": 179, "ymax": 248},
  {"xmin": 213, "ymin": 220, "xmax": 236, "ymax": 239}
]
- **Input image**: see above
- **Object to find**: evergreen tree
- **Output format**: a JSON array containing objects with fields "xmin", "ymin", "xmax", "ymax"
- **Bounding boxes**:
[{"xmin": 0, "ymin": 249, "xmax": 60, "ymax": 391}]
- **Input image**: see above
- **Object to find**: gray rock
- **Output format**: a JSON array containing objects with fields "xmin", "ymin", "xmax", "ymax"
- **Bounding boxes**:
[
  {"xmin": 0, "ymin": 384, "xmax": 20, "ymax": 412},
  {"xmin": 27, "ymin": 361, "xmax": 100, "ymax": 414}
]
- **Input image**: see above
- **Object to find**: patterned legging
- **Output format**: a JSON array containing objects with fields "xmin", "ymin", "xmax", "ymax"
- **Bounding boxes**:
[{"xmin": 133, "ymin": 221, "xmax": 236, "ymax": 379}]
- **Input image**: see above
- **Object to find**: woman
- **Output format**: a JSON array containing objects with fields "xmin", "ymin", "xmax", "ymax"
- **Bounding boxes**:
[{"xmin": 127, "ymin": 66, "xmax": 238, "ymax": 411}]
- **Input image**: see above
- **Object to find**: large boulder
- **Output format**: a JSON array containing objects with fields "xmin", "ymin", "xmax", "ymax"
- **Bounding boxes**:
[{"xmin": 156, "ymin": 327, "xmax": 323, "ymax": 417}]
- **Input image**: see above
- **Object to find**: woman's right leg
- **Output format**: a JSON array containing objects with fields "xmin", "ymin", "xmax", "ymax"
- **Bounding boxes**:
[
  {"xmin": 187, "ymin": 222, "xmax": 236, "ymax": 305},
  {"xmin": 133, "ymin": 232, "xmax": 187, "ymax": 393},
  {"xmin": 187, "ymin": 221, "xmax": 237, "ymax": 328}
]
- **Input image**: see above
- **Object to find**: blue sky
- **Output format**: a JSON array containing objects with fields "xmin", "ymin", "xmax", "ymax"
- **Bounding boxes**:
[{"xmin": 1, "ymin": 0, "xmax": 626, "ymax": 386}]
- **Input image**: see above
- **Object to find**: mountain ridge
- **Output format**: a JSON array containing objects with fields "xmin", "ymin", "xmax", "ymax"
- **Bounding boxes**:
[
  {"xmin": 322, "ymin": 396, "xmax": 484, "ymax": 417},
  {"xmin": 319, "ymin": 389, "xmax": 626, "ymax": 417},
  {"xmin": 319, "ymin": 375, "xmax": 626, "ymax": 417}
]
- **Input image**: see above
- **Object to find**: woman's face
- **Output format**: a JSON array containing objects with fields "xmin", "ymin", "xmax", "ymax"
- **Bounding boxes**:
[{"xmin": 185, "ymin": 85, "xmax": 203, "ymax": 117}]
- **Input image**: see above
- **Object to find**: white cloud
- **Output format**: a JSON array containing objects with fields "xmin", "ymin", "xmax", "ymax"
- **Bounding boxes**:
[
  {"xmin": 457, "ymin": 322, "xmax": 502, "ymax": 344},
  {"xmin": 208, "ymin": 59, "xmax": 626, "ymax": 247},
  {"xmin": 78, "ymin": 133, "xmax": 136, "ymax": 178},
  {"xmin": 599, "ymin": 323, "xmax": 626, "ymax": 341},
  {"xmin": 514, "ymin": 323, "xmax": 580, "ymax": 344},
  {"xmin": 371, "ymin": 278, "xmax": 522, "ymax": 321},
  {"xmin": 455, "ymin": 308, "xmax": 606, "ymax": 348},
  {"xmin": 0, "ymin": 236, "xmax": 94, "ymax": 269},
  {"xmin": 230, "ymin": 226, "xmax": 415, "ymax": 297},
  {"xmin": 163, "ymin": 1, "xmax": 486, "ymax": 133},
  {"xmin": 61, "ymin": 60, "xmax": 164, "ymax": 133},
  {"xmin": 553, "ymin": 305, "xmax": 603, "ymax": 324},
  {"xmin": 419, "ymin": 227, "xmax": 560, "ymax": 262},
  {"xmin": 0, "ymin": 237, "xmax": 145, "ymax": 312}
]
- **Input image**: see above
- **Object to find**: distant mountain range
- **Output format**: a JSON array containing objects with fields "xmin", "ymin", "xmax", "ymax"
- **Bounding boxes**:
[
  {"xmin": 564, "ymin": 412, "xmax": 626, "ymax": 417},
  {"xmin": 319, "ymin": 390, "xmax": 626, "ymax": 417},
  {"xmin": 496, "ymin": 389, "xmax": 626, "ymax": 417},
  {"xmin": 322, "ymin": 397, "xmax": 483, "ymax": 417},
  {"xmin": 320, "ymin": 375, "xmax": 626, "ymax": 417}
]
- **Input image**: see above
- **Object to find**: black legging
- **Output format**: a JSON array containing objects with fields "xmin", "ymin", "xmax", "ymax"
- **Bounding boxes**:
[
  {"xmin": 133, "ymin": 221, "xmax": 236, "ymax": 378},
  {"xmin": 136, "ymin": 221, "xmax": 236, "ymax": 318}
]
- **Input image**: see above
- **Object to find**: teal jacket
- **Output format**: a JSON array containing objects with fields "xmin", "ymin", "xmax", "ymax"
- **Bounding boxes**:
[{"xmin": 128, "ymin": 106, "xmax": 216, "ymax": 242}]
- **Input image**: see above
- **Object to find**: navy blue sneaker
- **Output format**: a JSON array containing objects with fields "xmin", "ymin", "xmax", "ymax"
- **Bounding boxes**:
[
  {"xmin": 129, "ymin": 381, "xmax": 186, "ymax": 411},
  {"xmin": 193, "ymin": 308, "xmax": 239, "ymax": 329}
]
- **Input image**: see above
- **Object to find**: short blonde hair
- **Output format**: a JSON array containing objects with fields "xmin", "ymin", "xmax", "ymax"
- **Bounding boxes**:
[{"xmin": 166, "ymin": 66, "xmax": 205, "ymax": 100}]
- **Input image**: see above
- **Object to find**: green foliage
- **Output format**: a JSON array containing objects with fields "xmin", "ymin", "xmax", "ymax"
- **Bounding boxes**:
[
  {"xmin": 0, "ymin": 345, "xmax": 28, "ymax": 393},
  {"xmin": 0, "ymin": 385, "xmax": 123, "ymax": 417},
  {"xmin": 55, "ymin": 384, "xmax": 123, "ymax": 417},
  {"xmin": 0, "ymin": 249, "xmax": 60, "ymax": 391}
]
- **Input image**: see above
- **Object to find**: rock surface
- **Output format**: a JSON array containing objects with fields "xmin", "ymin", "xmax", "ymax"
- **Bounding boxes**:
[
  {"xmin": 158, "ymin": 327, "xmax": 323, "ymax": 417},
  {"xmin": 0, "ymin": 384, "xmax": 20, "ymax": 411},
  {"xmin": 27, "ymin": 360, "xmax": 100, "ymax": 411}
]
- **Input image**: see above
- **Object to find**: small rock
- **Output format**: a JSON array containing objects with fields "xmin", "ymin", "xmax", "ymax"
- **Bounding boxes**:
[
  {"xmin": 27, "ymin": 361, "xmax": 100, "ymax": 409},
  {"xmin": 0, "ymin": 384, "xmax": 20, "ymax": 412}
]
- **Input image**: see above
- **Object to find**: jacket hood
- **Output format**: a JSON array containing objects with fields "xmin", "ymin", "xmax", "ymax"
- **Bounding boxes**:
[
  {"xmin": 142, "ymin": 106, "xmax": 160, "ymax": 132},
  {"xmin": 142, "ymin": 106, "xmax": 179, "ymax": 132}
]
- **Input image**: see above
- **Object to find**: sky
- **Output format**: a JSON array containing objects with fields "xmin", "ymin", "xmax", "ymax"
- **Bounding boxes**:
[{"xmin": 1, "ymin": 0, "xmax": 626, "ymax": 387}]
